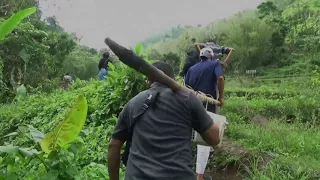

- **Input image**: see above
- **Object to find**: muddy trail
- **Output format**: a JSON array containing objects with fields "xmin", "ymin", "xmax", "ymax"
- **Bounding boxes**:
[{"xmin": 202, "ymin": 139, "xmax": 273, "ymax": 180}]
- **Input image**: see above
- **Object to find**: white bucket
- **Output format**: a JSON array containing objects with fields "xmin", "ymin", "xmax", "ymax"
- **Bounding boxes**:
[{"xmin": 191, "ymin": 111, "xmax": 228, "ymax": 147}]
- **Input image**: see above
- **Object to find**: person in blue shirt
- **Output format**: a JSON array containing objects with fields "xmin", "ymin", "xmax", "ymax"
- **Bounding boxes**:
[
  {"xmin": 185, "ymin": 47, "xmax": 225, "ymax": 111},
  {"xmin": 185, "ymin": 47, "xmax": 225, "ymax": 180}
]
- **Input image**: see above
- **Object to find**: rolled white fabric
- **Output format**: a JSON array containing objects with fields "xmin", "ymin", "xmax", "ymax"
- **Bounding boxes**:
[
  {"xmin": 196, "ymin": 145, "xmax": 211, "ymax": 174},
  {"xmin": 191, "ymin": 111, "xmax": 228, "ymax": 147}
]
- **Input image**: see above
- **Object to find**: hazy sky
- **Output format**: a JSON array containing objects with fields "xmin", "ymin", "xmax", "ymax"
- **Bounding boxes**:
[{"xmin": 39, "ymin": 0, "xmax": 264, "ymax": 49}]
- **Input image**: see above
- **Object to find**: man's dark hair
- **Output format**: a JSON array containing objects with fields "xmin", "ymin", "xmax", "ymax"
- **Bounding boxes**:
[
  {"xmin": 103, "ymin": 52, "xmax": 110, "ymax": 58},
  {"xmin": 151, "ymin": 61, "xmax": 175, "ymax": 79}
]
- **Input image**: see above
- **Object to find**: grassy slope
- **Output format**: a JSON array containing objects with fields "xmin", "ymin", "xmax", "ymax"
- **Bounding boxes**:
[
  {"xmin": 213, "ymin": 76, "xmax": 320, "ymax": 179},
  {"xmin": 0, "ymin": 72, "xmax": 319, "ymax": 179}
]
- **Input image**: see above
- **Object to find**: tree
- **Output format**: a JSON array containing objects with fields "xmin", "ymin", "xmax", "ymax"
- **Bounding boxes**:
[
  {"xmin": 44, "ymin": 16, "xmax": 64, "ymax": 31},
  {"xmin": 63, "ymin": 46, "xmax": 100, "ymax": 80},
  {"xmin": 0, "ymin": 20, "xmax": 76, "ymax": 93},
  {"xmin": 161, "ymin": 52, "xmax": 181, "ymax": 75}
]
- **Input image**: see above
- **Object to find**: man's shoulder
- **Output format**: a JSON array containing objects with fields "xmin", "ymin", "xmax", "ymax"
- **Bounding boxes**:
[
  {"xmin": 129, "ymin": 87, "xmax": 193, "ymax": 106},
  {"xmin": 128, "ymin": 90, "xmax": 149, "ymax": 106},
  {"xmin": 201, "ymin": 60, "xmax": 220, "ymax": 69},
  {"xmin": 205, "ymin": 60, "xmax": 218, "ymax": 65},
  {"xmin": 189, "ymin": 63, "xmax": 199, "ymax": 71}
]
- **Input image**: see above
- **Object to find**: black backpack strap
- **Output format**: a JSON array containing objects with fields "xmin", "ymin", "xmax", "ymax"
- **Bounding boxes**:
[
  {"xmin": 121, "ymin": 90, "xmax": 160, "ymax": 166},
  {"xmin": 129, "ymin": 90, "xmax": 160, "ymax": 136}
]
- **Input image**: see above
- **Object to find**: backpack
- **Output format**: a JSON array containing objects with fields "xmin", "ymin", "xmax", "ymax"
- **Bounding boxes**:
[
  {"xmin": 205, "ymin": 42, "xmax": 230, "ymax": 55},
  {"xmin": 121, "ymin": 90, "xmax": 160, "ymax": 166}
]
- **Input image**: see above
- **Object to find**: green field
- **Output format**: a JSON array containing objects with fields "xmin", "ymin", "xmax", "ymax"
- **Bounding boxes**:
[
  {"xmin": 1, "ymin": 0, "xmax": 320, "ymax": 179},
  {"xmin": 0, "ymin": 63, "xmax": 319, "ymax": 179}
]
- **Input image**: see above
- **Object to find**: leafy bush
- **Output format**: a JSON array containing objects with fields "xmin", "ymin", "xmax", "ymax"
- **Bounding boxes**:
[{"xmin": 0, "ymin": 54, "xmax": 146, "ymax": 178}]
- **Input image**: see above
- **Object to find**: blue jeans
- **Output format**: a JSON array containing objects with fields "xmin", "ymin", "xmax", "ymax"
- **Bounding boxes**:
[{"xmin": 98, "ymin": 68, "xmax": 108, "ymax": 80}]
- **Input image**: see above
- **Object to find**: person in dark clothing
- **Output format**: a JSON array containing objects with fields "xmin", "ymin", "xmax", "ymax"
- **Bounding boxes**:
[
  {"xmin": 61, "ymin": 73, "xmax": 73, "ymax": 90},
  {"xmin": 108, "ymin": 62, "xmax": 220, "ymax": 180},
  {"xmin": 180, "ymin": 38, "xmax": 200, "ymax": 77},
  {"xmin": 98, "ymin": 52, "xmax": 114, "ymax": 80}
]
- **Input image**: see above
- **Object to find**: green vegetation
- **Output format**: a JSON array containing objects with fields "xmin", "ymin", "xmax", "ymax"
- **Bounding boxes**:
[
  {"xmin": 142, "ymin": 26, "xmax": 187, "ymax": 47},
  {"xmin": 0, "ymin": 0, "xmax": 320, "ymax": 179},
  {"xmin": 0, "ymin": 60, "xmax": 145, "ymax": 179},
  {"xmin": 146, "ymin": 0, "xmax": 320, "ymax": 76},
  {"xmin": 0, "ymin": 0, "xmax": 105, "ymax": 103}
]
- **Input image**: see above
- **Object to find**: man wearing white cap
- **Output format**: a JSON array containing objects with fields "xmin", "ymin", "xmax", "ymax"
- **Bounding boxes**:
[{"xmin": 185, "ymin": 47, "xmax": 225, "ymax": 180}]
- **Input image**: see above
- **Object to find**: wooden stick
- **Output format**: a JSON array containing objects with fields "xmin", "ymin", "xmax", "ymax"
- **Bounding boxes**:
[{"xmin": 104, "ymin": 37, "xmax": 221, "ymax": 105}]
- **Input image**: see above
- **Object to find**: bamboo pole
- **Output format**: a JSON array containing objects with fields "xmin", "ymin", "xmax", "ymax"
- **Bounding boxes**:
[{"xmin": 104, "ymin": 37, "xmax": 221, "ymax": 105}]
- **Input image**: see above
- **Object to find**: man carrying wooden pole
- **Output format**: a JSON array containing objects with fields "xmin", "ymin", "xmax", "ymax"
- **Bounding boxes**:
[
  {"xmin": 184, "ymin": 47, "xmax": 225, "ymax": 180},
  {"xmin": 105, "ymin": 38, "xmax": 225, "ymax": 180}
]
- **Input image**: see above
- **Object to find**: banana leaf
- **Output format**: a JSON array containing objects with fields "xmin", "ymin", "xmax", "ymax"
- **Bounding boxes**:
[
  {"xmin": 40, "ymin": 95, "xmax": 88, "ymax": 153},
  {"xmin": 0, "ymin": 7, "xmax": 36, "ymax": 40}
]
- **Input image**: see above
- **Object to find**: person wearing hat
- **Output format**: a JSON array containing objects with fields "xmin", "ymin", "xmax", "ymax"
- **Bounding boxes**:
[
  {"xmin": 185, "ymin": 47, "xmax": 224, "ymax": 109},
  {"xmin": 195, "ymin": 40, "xmax": 235, "ymax": 69},
  {"xmin": 185, "ymin": 47, "xmax": 225, "ymax": 180}
]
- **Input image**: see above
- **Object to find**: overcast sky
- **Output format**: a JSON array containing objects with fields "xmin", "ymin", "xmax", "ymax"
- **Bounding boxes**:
[{"xmin": 39, "ymin": 0, "xmax": 264, "ymax": 49}]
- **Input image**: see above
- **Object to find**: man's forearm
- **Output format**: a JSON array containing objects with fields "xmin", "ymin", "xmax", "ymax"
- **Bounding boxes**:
[
  {"xmin": 195, "ymin": 44, "xmax": 201, "ymax": 54},
  {"xmin": 217, "ymin": 77, "xmax": 224, "ymax": 98},
  {"xmin": 222, "ymin": 49, "xmax": 234, "ymax": 67},
  {"xmin": 108, "ymin": 146, "xmax": 121, "ymax": 180}
]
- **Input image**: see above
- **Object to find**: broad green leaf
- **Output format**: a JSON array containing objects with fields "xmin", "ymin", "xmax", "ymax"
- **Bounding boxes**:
[
  {"xmin": 28, "ymin": 125, "xmax": 45, "ymax": 143},
  {"xmin": 19, "ymin": 148, "xmax": 41, "ymax": 157},
  {"xmin": 0, "ymin": 7, "xmax": 37, "ymax": 40},
  {"xmin": 3, "ymin": 132, "xmax": 19, "ymax": 138},
  {"xmin": 0, "ymin": 146, "xmax": 19, "ymax": 154},
  {"xmin": 75, "ymin": 136, "xmax": 84, "ymax": 144},
  {"xmin": 40, "ymin": 95, "xmax": 88, "ymax": 153},
  {"xmin": 0, "ymin": 145, "xmax": 40, "ymax": 157},
  {"xmin": 135, "ymin": 43, "xmax": 144, "ymax": 56},
  {"xmin": 0, "ymin": 145, "xmax": 41, "ymax": 157},
  {"xmin": 108, "ymin": 71, "xmax": 119, "ymax": 77},
  {"xmin": 18, "ymin": 126, "xmax": 32, "ymax": 139},
  {"xmin": 108, "ymin": 62, "xmax": 115, "ymax": 71},
  {"xmin": 18, "ymin": 126, "xmax": 29, "ymax": 134},
  {"xmin": 19, "ymin": 49, "xmax": 31, "ymax": 63}
]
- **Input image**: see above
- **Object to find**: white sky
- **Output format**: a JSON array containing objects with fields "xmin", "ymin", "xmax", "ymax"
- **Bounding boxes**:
[{"xmin": 39, "ymin": 0, "xmax": 264, "ymax": 49}]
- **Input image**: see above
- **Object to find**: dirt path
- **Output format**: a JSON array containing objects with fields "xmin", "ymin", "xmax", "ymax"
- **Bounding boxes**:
[{"xmin": 206, "ymin": 139, "xmax": 272, "ymax": 180}]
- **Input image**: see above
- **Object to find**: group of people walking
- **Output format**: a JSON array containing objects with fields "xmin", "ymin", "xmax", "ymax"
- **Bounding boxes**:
[{"xmin": 108, "ymin": 38, "xmax": 234, "ymax": 180}]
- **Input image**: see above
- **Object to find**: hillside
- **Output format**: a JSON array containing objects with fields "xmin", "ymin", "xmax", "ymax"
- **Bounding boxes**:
[
  {"xmin": 145, "ymin": 0, "xmax": 320, "ymax": 76},
  {"xmin": 0, "ymin": 49, "xmax": 319, "ymax": 179},
  {"xmin": 0, "ymin": 0, "xmax": 320, "ymax": 179},
  {"xmin": 141, "ymin": 25, "xmax": 187, "ymax": 46}
]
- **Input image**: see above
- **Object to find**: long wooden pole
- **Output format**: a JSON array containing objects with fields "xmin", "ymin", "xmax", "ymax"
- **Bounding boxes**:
[{"xmin": 104, "ymin": 37, "xmax": 221, "ymax": 105}]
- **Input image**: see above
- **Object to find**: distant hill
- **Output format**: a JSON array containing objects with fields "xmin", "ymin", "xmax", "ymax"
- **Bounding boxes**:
[{"xmin": 141, "ymin": 25, "xmax": 198, "ymax": 47}]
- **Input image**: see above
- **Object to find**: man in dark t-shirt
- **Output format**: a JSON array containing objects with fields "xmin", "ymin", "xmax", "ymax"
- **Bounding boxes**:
[
  {"xmin": 98, "ymin": 52, "xmax": 114, "ymax": 80},
  {"xmin": 180, "ymin": 38, "xmax": 200, "ymax": 77},
  {"xmin": 108, "ymin": 62, "xmax": 220, "ymax": 180}
]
